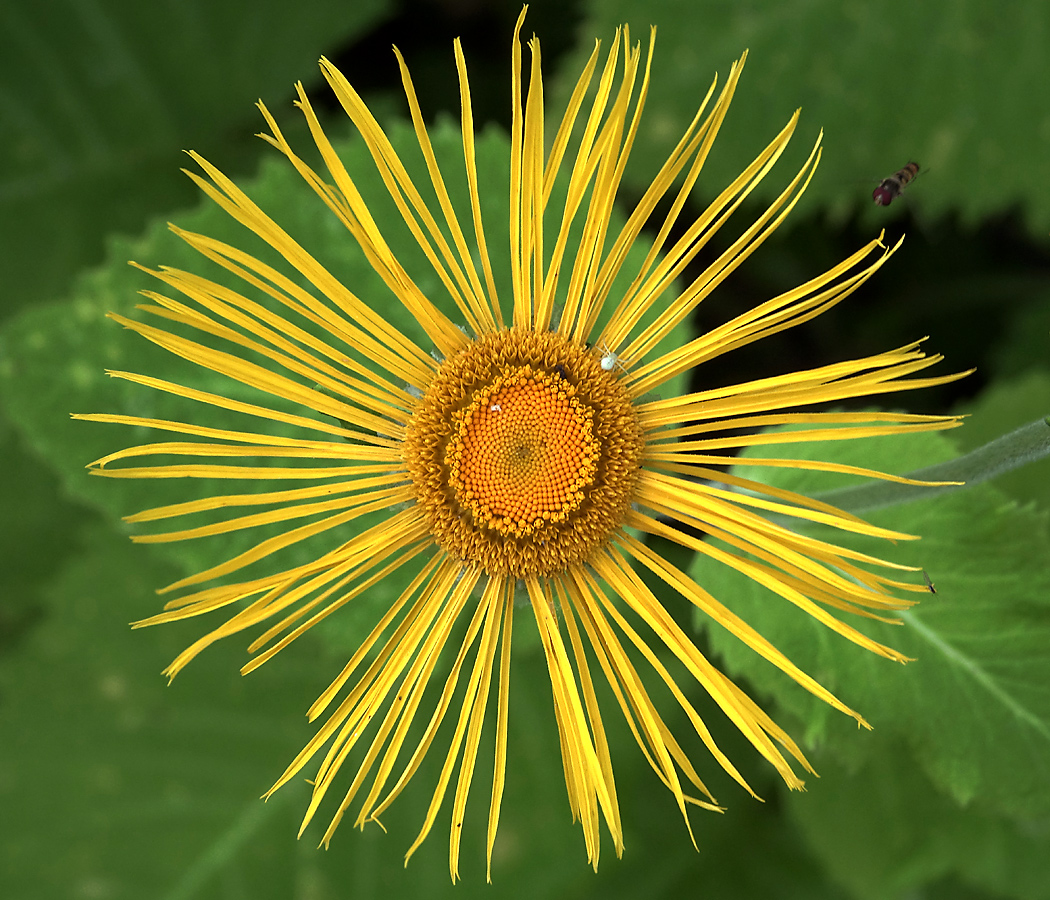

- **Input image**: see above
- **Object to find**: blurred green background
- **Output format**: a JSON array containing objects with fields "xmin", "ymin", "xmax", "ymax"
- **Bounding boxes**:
[{"xmin": 2, "ymin": 0, "xmax": 1049, "ymax": 898}]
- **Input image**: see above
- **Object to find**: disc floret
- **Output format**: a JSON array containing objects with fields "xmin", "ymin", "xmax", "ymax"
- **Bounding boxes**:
[{"xmin": 405, "ymin": 329, "xmax": 643, "ymax": 577}]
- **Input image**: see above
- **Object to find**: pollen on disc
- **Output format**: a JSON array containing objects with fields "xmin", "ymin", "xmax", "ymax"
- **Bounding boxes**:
[{"xmin": 449, "ymin": 370, "xmax": 598, "ymax": 536}]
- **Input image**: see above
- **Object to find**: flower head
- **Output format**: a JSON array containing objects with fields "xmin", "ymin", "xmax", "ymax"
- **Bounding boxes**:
[{"xmin": 78, "ymin": 9, "xmax": 963, "ymax": 881}]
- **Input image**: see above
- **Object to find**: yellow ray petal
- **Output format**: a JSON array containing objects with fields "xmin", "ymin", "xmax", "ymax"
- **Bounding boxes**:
[
  {"xmin": 169, "ymin": 227, "xmax": 434, "ymax": 389},
  {"xmin": 635, "ymin": 468, "xmax": 913, "ymax": 543},
  {"xmin": 578, "ymin": 53, "xmax": 744, "ymax": 346},
  {"xmin": 347, "ymin": 573, "xmax": 499, "ymax": 840},
  {"xmin": 453, "ymin": 38, "xmax": 503, "ymax": 329},
  {"xmin": 101, "ymin": 368, "xmax": 397, "ymax": 449},
  {"xmin": 592, "ymin": 544, "xmax": 815, "ymax": 789},
  {"xmin": 554, "ymin": 578, "xmax": 624, "ymax": 845},
  {"xmin": 485, "ymin": 582, "xmax": 514, "ymax": 882},
  {"xmin": 567, "ymin": 574, "xmax": 722, "ymax": 813},
  {"xmin": 137, "ymin": 262, "xmax": 418, "ymax": 409},
  {"xmin": 447, "ymin": 579, "xmax": 504, "ymax": 881},
  {"xmin": 182, "ymin": 150, "xmax": 454, "ymax": 368},
  {"xmin": 124, "ymin": 473, "xmax": 408, "ymax": 524},
  {"xmin": 526, "ymin": 576, "xmax": 621, "ymax": 867},
  {"xmin": 243, "ymin": 542, "xmax": 429, "ymax": 672},
  {"xmin": 75, "ymin": 414, "xmax": 401, "ymax": 465},
  {"xmin": 393, "ymin": 46, "xmax": 498, "ymax": 336},
  {"xmin": 624, "ymin": 515, "xmax": 911, "ymax": 664},
  {"xmin": 584, "ymin": 553, "xmax": 772, "ymax": 793},
  {"xmin": 135, "ymin": 288, "xmax": 411, "ymax": 421},
  {"xmin": 272, "ymin": 558, "xmax": 468, "ymax": 820}
]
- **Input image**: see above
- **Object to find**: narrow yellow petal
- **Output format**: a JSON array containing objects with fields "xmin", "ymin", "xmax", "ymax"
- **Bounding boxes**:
[
  {"xmin": 448, "ymin": 580, "xmax": 504, "ymax": 881},
  {"xmin": 182, "ymin": 150, "xmax": 451, "ymax": 371},
  {"xmin": 584, "ymin": 553, "xmax": 768, "ymax": 794},
  {"xmin": 102, "ymin": 368, "xmax": 396, "ymax": 449},
  {"xmin": 566, "ymin": 571, "xmax": 721, "ymax": 817},
  {"xmin": 526, "ymin": 576, "xmax": 620, "ymax": 867},
  {"xmin": 592, "ymin": 545, "xmax": 812, "ymax": 790},
  {"xmin": 168, "ymin": 226, "xmax": 434, "ymax": 389},
  {"xmin": 555, "ymin": 579, "xmax": 624, "ymax": 847},
  {"xmin": 454, "ymin": 37, "xmax": 503, "ymax": 328},
  {"xmin": 508, "ymin": 5, "xmax": 528, "ymax": 326},
  {"xmin": 485, "ymin": 582, "xmax": 514, "ymax": 883}
]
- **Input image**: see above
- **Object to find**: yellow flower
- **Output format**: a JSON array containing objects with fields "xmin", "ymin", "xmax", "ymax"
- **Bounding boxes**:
[{"xmin": 78, "ymin": 9, "xmax": 962, "ymax": 882}]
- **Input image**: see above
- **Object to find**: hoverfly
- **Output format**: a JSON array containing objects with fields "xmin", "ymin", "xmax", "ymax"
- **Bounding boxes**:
[{"xmin": 872, "ymin": 161, "xmax": 920, "ymax": 207}]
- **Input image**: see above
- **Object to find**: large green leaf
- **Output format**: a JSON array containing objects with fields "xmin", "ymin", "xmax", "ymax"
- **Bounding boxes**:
[
  {"xmin": 787, "ymin": 743, "xmax": 1050, "ymax": 900},
  {"xmin": 0, "ymin": 122, "xmax": 471, "ymax": 631},
  {"xmin": 951, "ymin": 369, "xmax": 1050, "ymax": 511},
  {"xmin": 0, "ymin": 524, "xmax": 332, "ymax": 899},
  {"xmin": 0, "ymin": 106, "xmax": 689, "ymax": 647},
  {"xmin": 691, "ymin": 423, "xmax": 1050, "ymax": 821},
  {"xmin": 0, "ymin": 420, "xmax": 100, "ymax": 657},
  {"xmin": 0, "ymin": 0, "xmax": 390, "ymax": 320},
  {"xmin": 0, "ymin": 517, "xmax": 855, "ymax": 899},
  {"xmin": 556, "ymin": 729, "xmax": 853, "ymax": 900},
  {"xmin": 561, "ymin": 0, "xmax": 1050, "ymax": 237}
]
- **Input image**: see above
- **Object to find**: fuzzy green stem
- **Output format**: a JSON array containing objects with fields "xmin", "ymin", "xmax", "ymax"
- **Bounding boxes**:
[{"xmin": 812, "ymin": 417, "xmax": 1050, "ymax": 514}]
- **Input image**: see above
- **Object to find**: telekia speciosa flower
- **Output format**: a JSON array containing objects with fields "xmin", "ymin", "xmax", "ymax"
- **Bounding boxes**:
[{"xmin": 77, "ymin": 10, "xmax": 962, "ymax": 881}]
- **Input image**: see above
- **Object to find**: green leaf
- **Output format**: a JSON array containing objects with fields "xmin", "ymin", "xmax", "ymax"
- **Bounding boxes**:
[
  {"xmin": 952, "ymin": 370, "xmax": 1050, "ymax": 511},
  {"xmin": 690, "ymin": 426, "xmax": 1050, "ymax": 819},
  {"xmin": 0, "ymin": 0, "xmax": 390, "ymax": 321},
  {"xmin": 0, "ymin": 418, "xmax": 99, "ymax": 658},
  {"xmin": 563, "ymin": 0, "xmax": 1050, "ymax": 238},
  {"xmin": 0, "ymin": 108, "xmax": 688, "ymax": 651},
  {"xmin": 0, "ymin": 130, "xmax": 431, "ymax": 594},
  {"xmin": 787, "ymin": 743, "xmax": 1050, "ymax": 900},
  {"xmin": 556, "ymin": 720, "xmax": 852, "ymax": 900},
  {"xmin": 0, "ymin": 514, "xmax": 856, "ymax": 897},
  {"xmin": 0, "ymin": 523, "xmax": 332, "ymax": 899},
  {"xmin": 0, "ymin": 82, "xmax": 757, "ymax": 893}
]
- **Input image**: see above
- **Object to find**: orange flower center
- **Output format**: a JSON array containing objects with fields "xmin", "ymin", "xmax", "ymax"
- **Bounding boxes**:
[
  {"xmin": 404, "ymin": 329, "xmax": 643, "ymax": 577},
  {"xmin": 447, "ymin": 367, "xmax": 599, "ymax": 536}
]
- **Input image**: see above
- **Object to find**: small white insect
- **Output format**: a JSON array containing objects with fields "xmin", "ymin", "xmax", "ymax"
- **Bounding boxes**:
[
  {"xmin": 490, "ymin": 403, "xmax": 502, "ymax": 412},
  {"xmin": 599, "ymin": 343, "xmax": 627, "ymax": 373}
]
